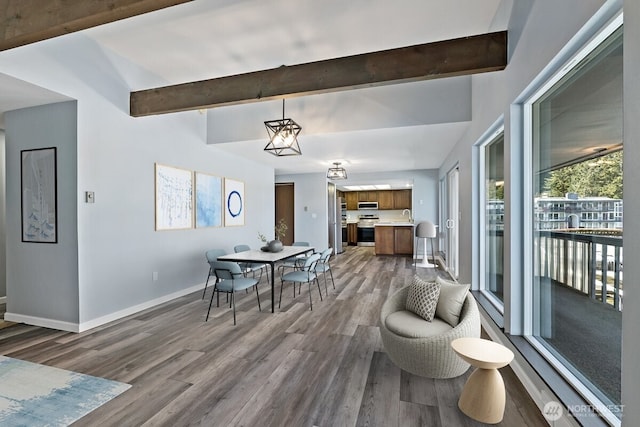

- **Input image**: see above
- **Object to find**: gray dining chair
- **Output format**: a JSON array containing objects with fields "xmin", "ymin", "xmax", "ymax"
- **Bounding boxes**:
[
  {"xmin": 279, "ymin": 253, "xmax": 322, "ymax": 310},
  {"xmin": 278, "ymin": 241, "xmax": 310, "ymax": 276},
  {"xmin": 234, "ymin": 244, "xmax": 270, "ymax": 284},
  {"xmin": 314, "ymin": 247, "xmax": 335, "ymax": 295},
  {"xmin": 206, "ymin": 260, "xmax": 261, "ymax": 325},
  {"xmin": 203, "ymin": 249, "xmax": 227, "ymax": 299}
]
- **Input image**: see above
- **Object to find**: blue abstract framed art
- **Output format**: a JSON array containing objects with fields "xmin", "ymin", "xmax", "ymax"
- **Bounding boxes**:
[
  {"xmin": 224, "ymin": 178, "xmax": 245, "ymax": 227},
  {"xmin": 154, "ymin": 163, "xmax": 193, "ymax": 230},
  {"xmin": 195, "ymin": 172, "xmax": 222, "ymax": 228}
]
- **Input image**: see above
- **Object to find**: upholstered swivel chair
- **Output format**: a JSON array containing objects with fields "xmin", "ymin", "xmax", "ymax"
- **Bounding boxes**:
[{"xmin": 379, "ymin": 283, "xmax": 481, "ymax": 378}]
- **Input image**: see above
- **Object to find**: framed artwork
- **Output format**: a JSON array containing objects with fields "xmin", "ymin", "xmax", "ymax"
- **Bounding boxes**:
[
  {"xmin": 155, "ymin": 163, "xmax": 193, "ymax": 230},
  {"xmin": 195, "ymin": 172, "xmax": 222, "ymax": 228},
  {"xmin": 21, "ymin": 147, "xmax": 58, "ymax": 243},
  {"xmin": 224, "ymin": 178, "xmax": 245, "ymax": 226}
]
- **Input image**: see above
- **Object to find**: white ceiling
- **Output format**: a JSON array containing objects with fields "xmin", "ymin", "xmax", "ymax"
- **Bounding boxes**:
[{"xmin": 0, "ymin": 0, "xmax": 508, "ymax": 176}]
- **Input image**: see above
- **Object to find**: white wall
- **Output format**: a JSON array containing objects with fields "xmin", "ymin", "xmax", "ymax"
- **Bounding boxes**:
[
  {"xmin": 275, "ymin": 173, "xmax": 329, "ymax": 250},
  {"xmin": 5, "ymin": 102, "xmax": 79, "ymax": 324},
  {"xmin": 0, "ymin": 33, "xmax": 275, "ymax": 331}
]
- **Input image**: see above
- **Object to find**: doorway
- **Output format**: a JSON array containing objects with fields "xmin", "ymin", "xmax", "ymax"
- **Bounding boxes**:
[{"xmin": 275, "ymin": 183, "xmax": 295, "ymax": 245}]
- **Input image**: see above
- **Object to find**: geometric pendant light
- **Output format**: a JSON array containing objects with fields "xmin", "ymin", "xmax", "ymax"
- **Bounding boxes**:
[
  {"xmin": 327, "ymin": 162, "xmax": 348, "ymax": 180},
  {"xmin": 264, "ymin": 99, "xmax": 302, "ymax": 156}
]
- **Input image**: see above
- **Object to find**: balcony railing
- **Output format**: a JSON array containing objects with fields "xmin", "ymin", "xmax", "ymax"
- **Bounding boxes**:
[{"xmin": 534, "ymin": 230, "xmax": 623, "ymax": 310}]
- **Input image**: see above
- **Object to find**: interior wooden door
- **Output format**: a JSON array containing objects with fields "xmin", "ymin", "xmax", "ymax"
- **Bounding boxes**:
[{"xmin": 275, "ymin": 183, "xmax": 295, "ymax": 245}]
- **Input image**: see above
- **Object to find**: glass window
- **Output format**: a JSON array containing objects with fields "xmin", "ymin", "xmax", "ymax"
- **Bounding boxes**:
[
  {"xmin": 530, "ymin": 26, "xmax": 623, "ymax": 415},
  {"xmin": 482, "ymin": 131, "xmax": 505, "ymax": 303}
]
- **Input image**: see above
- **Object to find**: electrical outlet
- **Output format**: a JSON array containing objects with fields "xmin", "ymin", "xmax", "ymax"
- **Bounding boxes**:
[{"xmin": 85, "ymin": 191, "xmax": 95, "ymax": 203}]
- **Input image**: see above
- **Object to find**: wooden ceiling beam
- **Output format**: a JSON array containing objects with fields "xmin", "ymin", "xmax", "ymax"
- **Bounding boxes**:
[
  {"xmin": 130, "ymin": 31, "xmax": 507, "ymax": 117},
  {"xmin": 0, "ymin": 0, "xmax": 193, "ymax": 51}
]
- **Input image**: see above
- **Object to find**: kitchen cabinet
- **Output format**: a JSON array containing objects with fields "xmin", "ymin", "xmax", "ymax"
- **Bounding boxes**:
[
  {"xmin": 358, "ymin": 191, "xmax": 378, "ymax": 202},
  {"xmin": 344, "ymin": 189, "xmax": 412, "ymax": 210},
  {"xmin": 347, "ymin": 223, "xmax": 358, "ymax": 245},
  {"xmin": 345, "ymin": 192, "xmax": 358, "ymax": 210},
  {"xmin": 375, "ymin": 227, "xmax": 395, "ymax": 255},
  {"xmin": 375, "ymin": 225, "xmax": 414, "ymax": 255},
  {"xmin": 393, "ymin": 190, "xmax": 412, "ymax": 210},
  {"xmin": 394, "ymin": 226, "xmax": 414, "ymax": 255},
  {"xmin": 377, "ymin": 191, "xmax": 394, "ymax": 209}
]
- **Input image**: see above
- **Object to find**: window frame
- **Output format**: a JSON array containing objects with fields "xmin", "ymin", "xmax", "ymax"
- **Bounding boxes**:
[
  {"xmin": 473, "ymin": 119, "xmax": 505, "ymax": 315},
  {"xmin": 521, "ymin": 13, "xmax": 624, "ymax": 426}
]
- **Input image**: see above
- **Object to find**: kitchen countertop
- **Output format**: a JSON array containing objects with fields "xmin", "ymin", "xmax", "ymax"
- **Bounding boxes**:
[{"xmin": 375, "ymin": 222, "xmax": 415, "ymax": 226}]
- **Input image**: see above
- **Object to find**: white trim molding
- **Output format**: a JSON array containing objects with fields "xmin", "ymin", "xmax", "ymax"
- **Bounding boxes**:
[{"xmin": 5, "ymin": 283, "xmax": 203, "ymax": 333}]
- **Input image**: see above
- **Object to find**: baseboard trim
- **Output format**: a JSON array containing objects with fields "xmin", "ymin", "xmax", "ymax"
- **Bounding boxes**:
[
  {"xmin": 4, "ymin": 312, "xmax": 80, "ymax": 332},
  {"xmin": 4, "ymin": 283, "xmax": 203, "ymax": 333}
]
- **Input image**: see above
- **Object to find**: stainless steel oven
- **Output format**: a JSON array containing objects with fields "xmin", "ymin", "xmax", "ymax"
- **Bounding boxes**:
[
  {"xmin": 357, "ymin": 226, "xmax": 375, "ymax": 246},
  {"xmin": 357, "ymin": 214, "xmax": 379, "ymax": 246}
]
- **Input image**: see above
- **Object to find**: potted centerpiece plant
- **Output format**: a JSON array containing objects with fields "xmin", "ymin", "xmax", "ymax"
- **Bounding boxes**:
[{"xmin": 258, "ymin": 218, "xmax": 288, "ymax": 252}]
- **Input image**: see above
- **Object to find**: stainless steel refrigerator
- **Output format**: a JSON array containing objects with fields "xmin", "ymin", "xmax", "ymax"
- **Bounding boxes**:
[
  {"xmin": 334, "ymin": 197, "xmax": 344, "ymax": 253},
  {"xmin": 328, "ymin": 183, "xmax": 343, "ymax": 254}
]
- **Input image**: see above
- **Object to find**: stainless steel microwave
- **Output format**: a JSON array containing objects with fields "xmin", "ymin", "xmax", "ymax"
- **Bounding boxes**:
[{"xmin": 357, "ymin": 201, "xmax": 378, "ymax": 210}]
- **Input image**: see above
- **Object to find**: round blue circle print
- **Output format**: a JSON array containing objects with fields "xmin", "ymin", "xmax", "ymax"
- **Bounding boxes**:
[{"xmin": 227, "ymin": 190, "xmax": 243, "ymax": 218}]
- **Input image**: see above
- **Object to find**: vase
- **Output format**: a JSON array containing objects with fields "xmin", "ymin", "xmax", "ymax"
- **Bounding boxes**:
[{"xmin": 268, "ymin": 239, "xmax": 283, "ymax": 252}]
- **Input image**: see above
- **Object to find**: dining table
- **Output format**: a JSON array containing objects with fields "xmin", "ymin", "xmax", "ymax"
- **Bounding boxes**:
[{"xmin": 217, "ymin": 245, "xmax": 315, "ymax": 312}]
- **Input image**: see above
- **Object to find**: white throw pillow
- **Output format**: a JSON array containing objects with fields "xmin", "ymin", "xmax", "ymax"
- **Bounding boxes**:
[
  {"xmin": 435, "ymin": 276, "xmax": 470, "ymax": 327},
  {"xmin": 405, "ymin": 275, "xmax": 440, "ymax": 322}
]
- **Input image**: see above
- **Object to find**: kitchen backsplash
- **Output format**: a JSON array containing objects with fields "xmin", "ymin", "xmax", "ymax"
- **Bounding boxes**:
[{"xmin": 345, "ymin": 209, "xmax": 411, "ymax": 223}]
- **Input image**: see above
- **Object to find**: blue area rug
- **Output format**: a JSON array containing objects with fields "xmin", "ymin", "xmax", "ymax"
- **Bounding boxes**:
[{"xmin": 0, "ymin": 356, "xmax": 131, "ymax": 426}]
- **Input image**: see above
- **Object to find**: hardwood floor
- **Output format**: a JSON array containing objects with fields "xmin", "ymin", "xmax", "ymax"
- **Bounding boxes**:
[{"xmin": 0, "ymin": 247, "xmax": 547, "ymax": 426}]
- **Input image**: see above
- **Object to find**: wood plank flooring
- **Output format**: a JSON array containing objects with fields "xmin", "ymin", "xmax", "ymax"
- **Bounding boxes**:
[{"xmin": 0, "ymin": 247, "xmax": 547, "ymax": 426}]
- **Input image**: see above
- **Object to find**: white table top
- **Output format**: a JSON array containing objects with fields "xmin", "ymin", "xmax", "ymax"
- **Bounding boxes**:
[
  {"xmin": 218, "ymin": 245, "xmax": 314, "ymax": 264},
  {"xmin": 451, "ymin": 337, "xmax": 514, "ymax": 369}
]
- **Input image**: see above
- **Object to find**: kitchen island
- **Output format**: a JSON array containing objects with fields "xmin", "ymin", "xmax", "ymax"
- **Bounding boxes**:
[{"xmin": 374, "ymin": 223, "xmax": 414, "ymax": 255}]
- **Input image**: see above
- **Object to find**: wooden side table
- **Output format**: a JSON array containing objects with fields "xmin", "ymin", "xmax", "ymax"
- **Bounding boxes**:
[{"xmin": 451, "ymin": 337, "xmax": 515, "ymax": 424}]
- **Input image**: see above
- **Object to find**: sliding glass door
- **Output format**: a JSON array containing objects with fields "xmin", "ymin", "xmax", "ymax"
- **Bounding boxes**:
[
  {"xmin": 527, "ymin": 25, "xmax": 623, "ymax": 416},
  {"xmin": 444, "ymin": 165, "xmax": 459, "ymax": 279}
]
